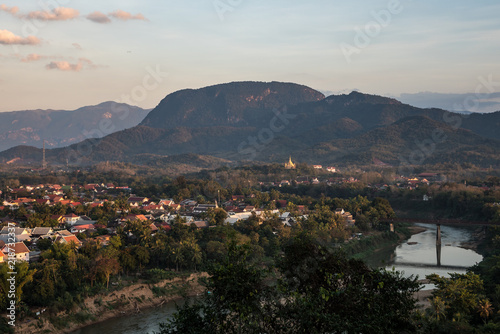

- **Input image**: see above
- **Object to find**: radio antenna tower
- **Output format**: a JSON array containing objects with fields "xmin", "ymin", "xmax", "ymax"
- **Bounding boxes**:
[{"xmin": 42, "ymin": 140, "xmax": 47, "ymax": 170}]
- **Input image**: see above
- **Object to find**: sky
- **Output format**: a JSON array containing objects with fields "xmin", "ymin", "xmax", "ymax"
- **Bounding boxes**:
[{"xmin": 1, "ymin": 0, "xmax": 500, "ymax": 113}]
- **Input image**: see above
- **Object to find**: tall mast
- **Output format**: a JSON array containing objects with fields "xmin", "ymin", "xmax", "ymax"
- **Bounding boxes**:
[{"xmin": 42, "ymin": 140, "xmax": 47, "ymax": 170}]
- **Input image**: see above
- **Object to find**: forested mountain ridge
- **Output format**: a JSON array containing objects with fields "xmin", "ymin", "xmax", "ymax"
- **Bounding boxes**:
[
  {"xmin": 0, "ymin": 102, "xmax": 150, "ymax": 152},
  {"xmin": 0, "ymin": 82, "xmax": 499, "ymax": 168}
]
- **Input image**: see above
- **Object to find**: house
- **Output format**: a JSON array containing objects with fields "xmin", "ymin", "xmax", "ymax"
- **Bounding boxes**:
[
  {"xmin": 70, "ymin": 224, "xmax": 96, "ymax": 234},
  {"xmin": 342, "ymin": 212, "xmax": 356, "ymax": 226},
  {"xmin": 14, "ymin": 198, "xmax": 35, "ymax": 205},
  {"xmin": 169, "ymin": 203, "xmax": 181, "ymax": 211},
  {"xmin": 63, "ymin": 214, "xmax": 81, "ymax": 225},
  {"xmin": 127, "ymin": 196, "xmax": 149, "ymax": 207},
  {"xmin": 193, "ymin": 204, "xmax": 217, "ymax": 214},
  {"xmin": 84, "ymin": 184, "xmax": 99, "ymax": 191},
  {"xmin": 35, "ymin": 199, "xmax": 51, "ymax": 205},
  {"xmin": 180, "ymin": 199, "xmax": 197, "ymax": 206},
  {"xmin": 313, "ymin": 165, "xmax": 323, "ymax": 169},
  {"xmin": 124, "ymin": 214, "xmax": 149, "ymax": 222},
  {"xmin": 184, "ymin": 221, "xmax": 210, "ymax": 229},
  {"xmin": 55, "ymin": 230, "xmax": 73, "ymax": 237},
  {"xmin": 224, "ymin": 212, "xmax": 253, "ymax": 225},
  {"xmin": 55, "ymin": 235, "xmax": 82, "ymax": 248},
  {"xmin": 231, "ymin": 195, "xmax": 245, "ymax": 202},
  {"xmin": 31, "ymin": 227, "xmax": 54, "ymax": 238},
  {"xmin": 326, "ymin": 167, "xmax": 337, "ymax": 173},
  {"xmin": 149, "ymin": 223, "xmax": 158, "ymax": 234},
  {"xmin": 143, "ymin": 204, "xmax": 165, "ymax": 212},
  {"xmin": 158, "ymin": 199, "xmax": 175, "ymax": 206},
  {"xmin": 0, "ymin": 227, "xmax": 31, "ymax": 242},
  {"xmin": 243, "ymin": 206, "xmax": 255, "ymax": 212},
  {"xmin": 276, "ymin": 200, "xmax": 287, "ymax": 208},
  {"xmin": 280, "ymin": 212, "xmax": 291, "ymax": 221},
  {"xmin": 93, "ymin": 235, "xmax": 111, "ymax": 246},
  {"xmin": 335, "ymin": 208, "xmax": 345, "ymax": 215},
  {"xmin": 50, "ymin": 215, "xmax": 66, "ymax": 225},
  {"xmin": 1, "ymin": 242, "xmax": 30, "ymax": 262},
  {"xmin": 297, "ymin": 205, "xmax": 306, "ymax": 213}
]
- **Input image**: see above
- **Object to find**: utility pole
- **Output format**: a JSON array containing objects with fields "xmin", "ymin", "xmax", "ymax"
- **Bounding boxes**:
[{"xmin": 42, "ymin": 140, "xmax": 47, "ymax": 170}]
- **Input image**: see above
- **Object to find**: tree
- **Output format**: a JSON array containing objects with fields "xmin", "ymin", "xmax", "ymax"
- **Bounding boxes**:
[
  {"xmin": 478, "ymin": 299, "xmax": 493, "ymax": 323},
  {"xmin": 131, "ymin": 245, "xmax": 150, "ymax": 270},
  {"xmin": 96, "ymin": 253, "xmax": 121, "ymax": 289},
  {"xmin": 427, "ymin": 272, "xmax": 489, "ymax": 325},
  {"xmin": 0, "ymin": 262, "xmax": 36, "ymax": 309},
  {"xmin": 159, "ymin": 235, "xmax": 421, "ymax": 334},
  {"xmin": 119, "ymin": 249, "xmax": 136, "ymax": 275},
  {"xmin": 206, "ymin": 208, "xmax": 228, "ymax": 226}
]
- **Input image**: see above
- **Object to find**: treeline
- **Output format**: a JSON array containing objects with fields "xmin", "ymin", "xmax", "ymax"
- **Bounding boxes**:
[{"xmin": 387, "ymin": 182, "xmax": 500, "ymax": 222}]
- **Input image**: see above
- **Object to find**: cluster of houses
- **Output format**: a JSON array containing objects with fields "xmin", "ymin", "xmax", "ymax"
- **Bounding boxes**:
[
  {"xmin": 0, "ymin": 180, "xmax": 364, "ymax": 265},
  {"xmin": 0, "ymin": 183, "xmax": 131, "ymax": 212},
  {"xmin": 312, "ymin": 165, "xmax": 337, "ymax": 173},
  {"xmin": 0, "ymin": 225, "xmax": 81, "ymax": 263}
]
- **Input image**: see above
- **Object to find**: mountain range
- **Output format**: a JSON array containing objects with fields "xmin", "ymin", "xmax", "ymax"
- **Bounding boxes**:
[
  {"xmin": 0, "ymin": 102, "xmax": 150, "ymax": 152},
  {"xmin": 1, "ymin": 81, "xmax": 499, "ymax": 169}
]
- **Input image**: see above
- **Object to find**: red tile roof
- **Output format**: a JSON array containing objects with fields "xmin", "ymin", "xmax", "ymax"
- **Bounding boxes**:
[{"xmin": 2, "ymin": 242, "xmax": 30, "ymax": 254}]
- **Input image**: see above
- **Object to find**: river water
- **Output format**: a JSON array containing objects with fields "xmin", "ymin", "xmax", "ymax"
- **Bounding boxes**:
[
  {"xmin": 70, "ymin": 298, "xmax": 188, "ymax": 334},
  {"xmin": 72, "ymin": 223, "xmax": 483, "ymax": 334},
  {"xmin": 364, "ymin": 223, "xmax": 483, "ymax": 284}
]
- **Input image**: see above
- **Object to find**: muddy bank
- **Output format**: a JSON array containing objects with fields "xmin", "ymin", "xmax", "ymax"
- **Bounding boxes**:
[
  {"xmin": 407, "ymin": 226, "xmax": 427, "ymax": 235},
  {"xmin": 14, "ymin": 272, "xmax": 208, "ymax": 334},
  {"xmin": 414, "ymin": 289, "xmax": 433, "ymax": 309}
]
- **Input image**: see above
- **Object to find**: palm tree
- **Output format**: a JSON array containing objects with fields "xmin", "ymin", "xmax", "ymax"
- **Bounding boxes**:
[
  {"xmin": 478, "ymin": 299, "xmax": 493, "ymax": 323},
  {"xmin": 430, "ymin": 296, "xmax": 446, "ymax": 322}
]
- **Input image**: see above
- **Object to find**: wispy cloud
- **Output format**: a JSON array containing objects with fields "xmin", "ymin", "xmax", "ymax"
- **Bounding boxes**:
[
  {"xmin": 21, "ymin": 53, "xmax": 43, "ymax": 62},
  {"xmin": 45, "ymin": 58, "xmax": 101, "ymax": 72},
  {"xmin": 72, "ymin": 43, "xmax": 82, "ymax": 50},
  {"xmin": 25, "ymin": 7, "xmax": 79, "ymax": 21},
  {"xmin": 0, "ymin": 29, "xmax": 40, "ymax": 45},
  {"xmin": 46, "ymin": 60, "xmax": 82, "ymax": 72},
  {"xmin": 109, "ymin": 10, "xmax": 147, "ymax": 21},
  {"xmin": 86, "ymin": 11, "xmax": 111, "ymax": 24},
  {"xmin": 0, "ymin": 4, "xmax": 19, "ymax": 15},
  {"xmin": 1, "ymin": 5, "xmax": 148, "ymax": 24}
]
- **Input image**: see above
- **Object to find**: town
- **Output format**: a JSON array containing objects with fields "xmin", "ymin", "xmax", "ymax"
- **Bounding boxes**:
[{"xmin": 0, "ymin": 160, "xmax": 499, "ymax": 333}]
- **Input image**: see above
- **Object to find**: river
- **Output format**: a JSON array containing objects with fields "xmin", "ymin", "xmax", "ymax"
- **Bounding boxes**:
[
  {"xmin": 70, "ymin": 298, "xmax": 189, "ymax": 334},
  {"xmin": 364, "ymin": 223, "xmax": 483, "ymax": 284},
  {"xmin": 72, "ymin": 223, "xmax": 483, "ymax": 334}
]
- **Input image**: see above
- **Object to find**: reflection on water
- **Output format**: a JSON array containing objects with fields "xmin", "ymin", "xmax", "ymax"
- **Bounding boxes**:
[{"xmin": 365, "ymin": 223, "xmax": 483, "ymax": 281}]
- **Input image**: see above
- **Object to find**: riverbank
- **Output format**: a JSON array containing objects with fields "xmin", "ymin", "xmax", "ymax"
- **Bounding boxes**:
[
  {"xmin": 14, "ymin": 272, "xmax": 208, "ymax": 334},
  {"xmin": 345, "ymin": 224, "xmax": 427, "ymax": 261}
]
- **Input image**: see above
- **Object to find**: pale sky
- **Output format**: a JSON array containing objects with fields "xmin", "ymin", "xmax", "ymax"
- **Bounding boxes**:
[{"xmin": 1, "ymin": 0, "xmax": 499, "ymax": 112}]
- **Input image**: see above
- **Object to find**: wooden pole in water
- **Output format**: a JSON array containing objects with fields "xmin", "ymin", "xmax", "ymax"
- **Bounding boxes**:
[
  {"xmin": 436, "ymin": 224, "xmax": 441, "ymax": 246},
  {"xmin": 436, "ymin": 224, "xmax": 442, "ymax": 267}
]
